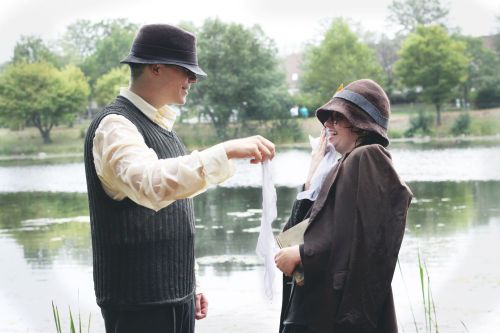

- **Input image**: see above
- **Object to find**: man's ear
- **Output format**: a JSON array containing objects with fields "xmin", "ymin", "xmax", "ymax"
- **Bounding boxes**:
[{"xmin": 148, "ymin": 64, "xmax": 161, "ymax": 76}]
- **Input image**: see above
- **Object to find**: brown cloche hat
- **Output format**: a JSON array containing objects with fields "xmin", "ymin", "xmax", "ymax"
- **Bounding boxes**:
[
  {"xmin": 316, "ymin": 79, "xmax": 390, "ymax": 147},
  {"xmin": 121, "ymin": 24, "xmax": 207, "ymax": 77}
]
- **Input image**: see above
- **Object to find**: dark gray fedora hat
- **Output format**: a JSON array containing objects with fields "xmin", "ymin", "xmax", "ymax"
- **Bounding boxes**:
[{"xmin": 121, "ymin": 24, "xmax": 207, "ymax": 77}]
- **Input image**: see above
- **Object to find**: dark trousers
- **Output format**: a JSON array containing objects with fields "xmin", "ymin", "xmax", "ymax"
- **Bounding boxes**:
[
  {"xmin": 281, "ymin": 324, "xmax": 308, "ymax": 333},
  {"xmin": 101, "ymin": 296, "xmax": 195, "ymax": 333}
]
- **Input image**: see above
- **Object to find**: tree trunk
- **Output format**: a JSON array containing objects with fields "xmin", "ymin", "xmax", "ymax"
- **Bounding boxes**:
[
  {"xmin": 435, "ymin": 104, "xmax": 442, "ymax": 126},
  {"xmin": 462, "ymin": 84, "xmax": 470, "ymax": 109},
  {"xmin": 32, "ymin": 115, "xmax": 53, "ymax": 144},
  {"xmin": 215, "ymin": 125, "xmax": 227, "ymax": 140},
  {"xmin": 40, "ymin": 129, "xmax": 52, "ymax": 144}
]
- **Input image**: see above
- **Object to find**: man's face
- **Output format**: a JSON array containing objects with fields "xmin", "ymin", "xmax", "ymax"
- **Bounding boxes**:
[{"xmin": 157, "ymin": 64, "xmax": 197, "ymax": 105}]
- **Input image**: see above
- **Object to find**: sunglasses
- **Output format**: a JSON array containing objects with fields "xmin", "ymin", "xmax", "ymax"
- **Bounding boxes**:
[
  {"xmin": 164, "ymin": 64, "xmax": 197, "ymax": 80},
  {"xmin": 324, "ymin": 112, "xmax": 347, "ymax": 127}
]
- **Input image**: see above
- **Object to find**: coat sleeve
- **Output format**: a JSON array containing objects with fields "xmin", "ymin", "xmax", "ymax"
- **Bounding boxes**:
[
  {"xmin": 335, "ymin": 146, "xmax": 412, "ymax": 331},
  {"xmin": 280, "ymin": 195, "xmax": 313, "ymax": 332},
  {"xmin": 283, "ymin": 194, "xmax": 314, "ymax": 231}
]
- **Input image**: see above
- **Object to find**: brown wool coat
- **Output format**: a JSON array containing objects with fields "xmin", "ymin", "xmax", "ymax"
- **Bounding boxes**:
[{"xmin": 280, "ymin": 144, "xmax": 412, "ymax": 333}]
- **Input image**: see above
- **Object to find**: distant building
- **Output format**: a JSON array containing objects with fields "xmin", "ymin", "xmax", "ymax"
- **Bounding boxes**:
[
  {"xmin": 481, "ymin": 34, "xmax": 499, "ymax": 51},
  {"xmin": 283, "ymin": 53, "xmax": 303, "ymax": 95}
]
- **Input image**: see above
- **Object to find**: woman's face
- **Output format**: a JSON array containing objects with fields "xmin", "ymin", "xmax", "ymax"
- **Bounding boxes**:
[{"xmin": 324, "ymin": 111, "xmax": 359, "ymax": 155}]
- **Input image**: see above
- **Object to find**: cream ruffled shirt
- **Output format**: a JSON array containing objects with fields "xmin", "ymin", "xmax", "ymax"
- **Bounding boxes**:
[
  {"xmin": 93, "ymin": 88, "xmax": 234, "ymax": 211},
  {"xmin": 92, "ymin": 87, "xmax": 234, "ymax": 293}
]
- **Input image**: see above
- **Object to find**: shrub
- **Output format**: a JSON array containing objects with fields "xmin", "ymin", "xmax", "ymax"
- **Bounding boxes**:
[
  {"xmin": 405, "ymin": 110, "xmax": 433, "ymax": 137},
  {"xmin": 475, "ymin": 80, "xmax": 500, "ymax": 109},
  {"xmin": 450, "ymin": 113, "xmax": 471, "ymax": 136}
]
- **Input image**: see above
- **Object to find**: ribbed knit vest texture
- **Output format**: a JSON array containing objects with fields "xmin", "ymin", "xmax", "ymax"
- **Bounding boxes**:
[{"xmin": 84, "ymin": 96, "xmax": 195, "ymax": 308}]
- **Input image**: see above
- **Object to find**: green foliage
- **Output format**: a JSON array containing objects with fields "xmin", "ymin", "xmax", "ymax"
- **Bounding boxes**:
[
  {"xmin": 395, "ymin": 25, "xmax": 469, "ymax": 125},
  {"xmin": 238, "ymin": 118, "xmax": 305, "ymax": 144},
  {"xmin": 0, "ymin": 62, "xmax": 90, "ymax": 143},
  {"xmin": 475, "ymin": 77, "xmax": 500, "ymax": 109},
  {"xmin": 405, "ymin": 110, "xmax": 434, "ymax": 137},
  {"xmin": 94, "ymin": 66, "xmax": 129, "ymax": 107},
  {"xmin": 12, "ymin": 35, "xmax": 63, "ymax": 67},
  {"xmin": 267, "ymin": 118, "xmax": 305, "ymax": 143},
  {"xmin": 454, "ymin": 34, "xmax": 500, "ymax": 107},
  {"xmin": 387, "ymin": 0, "xmax": 449, "ymax": 33},
  {"xmin": 300, "ymin": 18, "xmax": 383, "ymax": 106},
  {"xmin": 187, "ymin": 18, "xmax": 290, "ymax": 139},
  {"xmin": 450, "ymin": 112, "xmax": 471, "ymax": 136},
  {"xmin": 388, "ymin": 128, "xmax": 405, "ymax": 139},
  {"xmin": 60, "ymin": 19, "xmax": 111, "ymax": 63},
  {"xmin": 417, "ymin": 251, "xmax": 439, "ymax": 333},
  {"xmin": 78, "ymin": 19, "xmax": 138, "ymax": 88},
  {"xmin": 51, "ymin": 301, "xmax": 91, "ymax": 333}
]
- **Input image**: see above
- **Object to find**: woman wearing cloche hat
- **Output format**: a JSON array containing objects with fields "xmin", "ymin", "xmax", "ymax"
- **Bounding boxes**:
[{"xmin": 275, "ymin": 79, "xmax": 413, "ymax": 332}]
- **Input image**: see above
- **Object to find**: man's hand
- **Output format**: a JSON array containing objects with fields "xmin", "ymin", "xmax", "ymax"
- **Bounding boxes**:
[
  {"xmin": 274, "ymin": 245, "xmax": 301, "ymax": 276},
  {"xmin": 223, "ymin": 135, "xmax": 275, "ymax": 164},
  {"xmin": 195, "ymin": 293, "xmax": 208, "ymax": 320}
]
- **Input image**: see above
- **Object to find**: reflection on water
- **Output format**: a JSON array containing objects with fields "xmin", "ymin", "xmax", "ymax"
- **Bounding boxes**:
[{"xmin": 1, "ymin": 181, "xmax": 500, "ymax": 331}]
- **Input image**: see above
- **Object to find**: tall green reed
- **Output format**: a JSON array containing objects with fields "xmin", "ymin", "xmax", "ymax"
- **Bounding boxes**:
[
  {"xmin": 417, "ymin": 250, "xmax": 439, "ymax": 333},
  {"xmin": 51, "ymin": 301, "xmax": 91, "ymax": 333}
]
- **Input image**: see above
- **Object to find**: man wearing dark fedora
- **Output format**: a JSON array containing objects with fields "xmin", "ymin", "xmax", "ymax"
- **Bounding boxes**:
[{"xmin": 84, "ymin": 24, "xmax": 275, "ymax": 333}]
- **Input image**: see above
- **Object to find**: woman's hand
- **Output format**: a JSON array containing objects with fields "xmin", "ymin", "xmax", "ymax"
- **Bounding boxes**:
[
  {"xmin": 305, "ymin": 129, "xmax": 327, "ymax": 190},
  {"xmin": 274, "ymin": 245, "xmax": 301, "ymax": 276}
]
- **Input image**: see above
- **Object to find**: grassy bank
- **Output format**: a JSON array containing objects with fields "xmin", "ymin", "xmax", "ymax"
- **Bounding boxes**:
[
  {"xmin": 0, "ymin": 123, "xmax": 89, "ymax": 156},
  {"xmin": 1, "ymin": 106, "xmax": 500, "ymax": 157}
]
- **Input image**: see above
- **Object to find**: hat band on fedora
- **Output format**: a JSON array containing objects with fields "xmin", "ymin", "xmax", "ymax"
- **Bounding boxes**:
[
  {"xmin": 131, "ymin": 43, "xmax": 198, "ymax": 65},
  {"xmin": 334, "ymin": 89, "xmax": 389, "ymax": 129}
]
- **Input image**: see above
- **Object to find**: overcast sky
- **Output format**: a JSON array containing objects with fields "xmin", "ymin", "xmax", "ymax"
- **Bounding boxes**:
[{"xmin": 1, "ymin": 0, "xmax": 498, "ymax": 63}]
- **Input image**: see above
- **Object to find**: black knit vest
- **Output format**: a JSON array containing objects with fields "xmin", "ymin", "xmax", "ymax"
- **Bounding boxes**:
[{"xmin": 84, "ymin": 96, "xmax": 195, "ymax": 308}]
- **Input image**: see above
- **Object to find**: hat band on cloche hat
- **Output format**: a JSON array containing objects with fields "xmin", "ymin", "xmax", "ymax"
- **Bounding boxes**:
[{"xmin": 334, "ymin": 89, "xmax": 389, "ymax": 129}]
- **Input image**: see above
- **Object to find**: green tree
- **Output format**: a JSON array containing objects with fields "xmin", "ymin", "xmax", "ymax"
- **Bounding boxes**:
[
  {"xmin": 394, "ymin": 25, "xmax": 468, "ymax": 125},
  {"xmin": 366, "ymin": 33, "xmax": 404, "ymax": 99},
  {"xmin": 94, "ymin": 66, "xmax": 129, "ymax": 107},
  {"xmin": 59, "ymin": 19, "xmax": 104, "ymax": 64},
  {"xmin": 187, "ymin": 18, "xmax": 290, "ymax": 139},
  {"xmin": 387, "ymin": 0, "xmax": 449, "ymax": 33},
  {"xmin": 454, "ymin": 34, "xmax": 500, "ymax": 107},
  {"xmin": 496, "ymin": 16, "xmax": 500, "ymax": 52},
  {"xmin": 12, "ymin": 35, "xmax": 63, "ymax": 67},
  {"xmin": 299, "ymin": 18, "xmax": 383, "ymax": 107},
  {"xmin": 60, "ymin": 19, "xmax": 138, "ymax": 65},
  {"xmin": 79, "ymin": 20, "xmax": 137, "ymax": 88},
  {"xmin": 0, "ymin": 62, "xmax": 90, "ymax": 143}
]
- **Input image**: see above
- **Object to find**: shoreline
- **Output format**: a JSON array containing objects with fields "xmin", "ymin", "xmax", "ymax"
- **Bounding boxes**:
[{"xmin": 1, "ymin": 134, "xmax": 499, "ymax": 162}]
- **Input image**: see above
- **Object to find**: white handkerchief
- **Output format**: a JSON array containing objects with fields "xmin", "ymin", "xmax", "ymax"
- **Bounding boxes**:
[
  {"xmin": 297, "ymin": 143, "xmax": 337, "ymax": 201},
  {"xmin": 256, "ymin": 160, "xmax": 277, "ymax": 300}
]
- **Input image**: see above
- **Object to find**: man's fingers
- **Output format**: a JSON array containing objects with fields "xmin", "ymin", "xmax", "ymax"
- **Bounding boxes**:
[
  {"xmin": 250, "ymin": 144, "xmax": 263, "ymax": 162},
  {"xmin": 257, "ymin": 136, "xmax": 275, "ymax": 160},
  {"xmin": 223, "ymin": 135, "xmax": 275, "ymax": 162},
  {"xmin": 195, "ymin": 294, "xmax": 208, "ymax": 320},
  {"xmin": 195, "ymin": 295, "xmax": 202, "ymax": 319},
  {"xmin": 257, "ymin": 141, "xmax": 271, "ymax": 161},
  {"xmin": 201, "ymin": 295, "xmax": 208, "ymax": 315}
]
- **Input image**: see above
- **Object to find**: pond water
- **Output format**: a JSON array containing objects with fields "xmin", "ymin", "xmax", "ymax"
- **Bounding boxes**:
[{"xmin": 1, "ymin": 144, "xmax": 500, "ymax": 332}]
